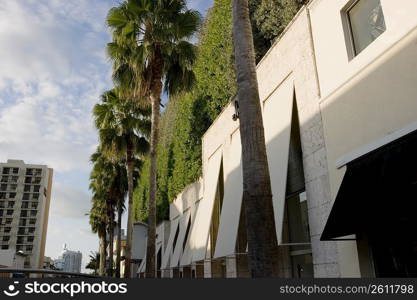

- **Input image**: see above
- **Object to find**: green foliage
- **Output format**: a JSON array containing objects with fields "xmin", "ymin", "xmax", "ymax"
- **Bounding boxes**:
[
  {"xmin": 249, "ymin": 0, "xmax": 306, "ymax": 62},
  {"xmin": 193, "ymin": 0, "xmax": 237, "ymax": 120},
  {"xmin": 133, "ymin": 0, "xmax": 236, "ymax": 223},
  {"xmin": 133, "ymin": 0, "xmax": 306, "ymax": 222}
]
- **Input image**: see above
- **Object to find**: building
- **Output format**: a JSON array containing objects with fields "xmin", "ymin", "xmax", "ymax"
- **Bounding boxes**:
[
  {"xmin": 43, "ymin": 256, "xmax": 54, "ymax": 270},
  {"xmin": 110, "ymin": 228, "xmax": 127, "ymax": 276},
  {"xmin": 0, "ymin": 160, "xmax": 53, "ymax": 269},
  {"xmin": 138, "ymin": 0, "xmax": 417, "ymax": 278},
  {"xmin": 55, "ymin": 245, "xmax": 82, "ymax": 273},
  {"xmin": 0, "ymin": 249, "xmax": 26, "ymax": 269},
  {"xmin": 132, "ymin": 222, "xmax": 148, "ymax": 277}
]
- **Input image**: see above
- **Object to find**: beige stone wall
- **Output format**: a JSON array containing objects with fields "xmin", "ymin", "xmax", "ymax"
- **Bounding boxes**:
[{"xmin": 161, "ymin": 0, "xmax": 417, "ymax": 278}]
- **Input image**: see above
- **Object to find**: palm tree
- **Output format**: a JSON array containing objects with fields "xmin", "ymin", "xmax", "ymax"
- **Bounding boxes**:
[
  {"xmin": 86, "ymin": 251, "xmax": 100, "ymax": 275},
  {"xmin": 89, "ymin": 200, "xmax": 107, "ymax": 276},
  {"xmin": 232, "ymin": 0, "xmax": 279, "ymax": 277},
  {"xmin": 106, "ymin": 0, "xmax": 201, "ymax": 278},
  {"xmin": 93, "ymin": 89, "xmax": 150, "ymax": 278},
  {"xmin": 90, "ymin": 150, "xmax": 122, "ymax": 277},
  {"xmin": 110, "ymin": 161, "xmax": 127, "ymax": 278}
]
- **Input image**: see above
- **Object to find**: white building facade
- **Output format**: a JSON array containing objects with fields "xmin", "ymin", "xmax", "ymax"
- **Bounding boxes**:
[
  {"xmin": 54, "ymin": 245, "xmax": 82, "ymax": 274},
  {"xmin": 0, "ymin": 160, "xmax": 53, "ymax": 269},
  {"xmin": 138, "ymin": 0, "xmax": 417, "ymax": 278}
]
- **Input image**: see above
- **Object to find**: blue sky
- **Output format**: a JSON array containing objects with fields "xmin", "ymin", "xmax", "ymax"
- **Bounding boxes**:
[{"xmin": 0, "ymin": 0, "xmax": 213, "ymax": 271}]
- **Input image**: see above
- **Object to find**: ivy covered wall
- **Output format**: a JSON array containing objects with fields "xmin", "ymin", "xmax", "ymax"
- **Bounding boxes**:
[{"xmin": 133, "ymin": 0, "xmax": 307, "ymax": 223}]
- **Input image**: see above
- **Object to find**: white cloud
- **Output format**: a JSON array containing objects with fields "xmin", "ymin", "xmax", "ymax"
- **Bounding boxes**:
[
  {"xmin": 0, "ymin": 0, "xmax": 113, "ymax": 173},
  {"xmin": 0, "ymin": 0, "xmax": 117, "ymax": 269},
  {"xmin": 50, "ymin": 183, "xmax": 91, "ymax": 219}
]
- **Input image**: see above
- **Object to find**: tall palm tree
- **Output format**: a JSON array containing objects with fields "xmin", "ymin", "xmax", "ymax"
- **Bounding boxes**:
[
  {"xmin": 93, "ymin": 89, "xmax": 150, "ymax": 278},
  {"xmin": 89, "ymin": 199, "xmax": 107, "ymax": 276},
  {"xmin": 106, "ymin": 0, "xmax": 200, "ymax": 278},
  {"xmin": 90, "ymin": 150, "xmax": 122, "ymax": 277},
  {"xmin": 110, "ymin": 161, "xmax": 127, "ymax": 278},
  {"xmin": 232, "ymin": 0, "xmax": 279, "ymax": 277}
]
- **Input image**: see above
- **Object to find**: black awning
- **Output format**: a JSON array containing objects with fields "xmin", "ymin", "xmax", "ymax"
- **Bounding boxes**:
[{"xmin": 321, "ymin": 129, "xmax": 417, "ymax": 241}]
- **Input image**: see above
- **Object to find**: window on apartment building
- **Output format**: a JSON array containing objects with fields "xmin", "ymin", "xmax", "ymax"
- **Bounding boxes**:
[
  {"xmin": 1, "ymin": 176, "xmax": 8, "ymax": 183},
  {"xmin": 24, "ymin": 185, "xmax": 31, "ymax": 192},
  {"xmin": 30, "ymin": 210, "xmax": 37, "ymax": 217},
  {"xmin": 31, "ymin": 202, "xmax": 38, "ymax": 209},
  {"xmin": 26, "ymin": 168, "xmax": 33, "ymax": 176},
  {"xmin": 34, "ymin": 169, "xmax": 42, "ymax": 176},
  {"xmin": 17, "ymin": 237, "xmax": 24, "ymax": 244},
  {"xmin": 7, "ymin": 201, "xmax": 14, "ymax": 208},
  {"xmin": 29, "ymin": 219, "xmax": 36, "ymax": 225},
  {"xmin": 27, "ymin": 236, "xmax": 34, "ymax": 243},
  {"xmin": 23, "ymin": 193, "xmax": 30, "ymax": 200},
  {"xmin": 2, "ymin": 168, "xmax": 10, "ymax": 175},
  {"xmin": 33, "ymin": 177, "xmax": 41, "ymax": 184},
  {"xmin": 344, "ymin": 0, "xmax": 386, "ymax": 57},
  {"xmin": 19, "ymin": 219, "xmax": 27, "ymax": 226},
  {"xmin": 0, "ymin": 193, "xmax": 5, "ymax": 199},
  {"xmin": 28, "ymin": 228, "xmax": 35, "ymax": 234},
  {"xmin": 16, "ymin": 245, "xmax": 22, "ymax": 251},
  {"xmin": 0, "ymin": 202, "xmax": 4, "ymax": 208},
  {"xmin": 18, "ymin": 227, "xmax": 25, "ymax": 234},
  {"xmin": 21, "ymin": 202, "xmax": 29, "ymax": 209},
  {"xmin": 10, "ymin": 184, "xmax": 17, "ymax": 191},
  {"xmin": 1, "ymin": 245, "xmax": 9, "ymax": 250},
  {"xmin": 0, "ymin": 210, "xmax": 3, "ymax": 217},
  {"xmin": 0, "ymin": 185, "xmax": 6, "ymax": 192},
  {"xmin": 26, "ymin": 245, "xmax": 33, "ymax": 252},
  {"xmin": 25, "ymin": 177, "xmax": 31, "ymax": 184},
  {"xmin": 32, "ymin": 193, "xmax": 39, "ymax": 200},
  {"xmin": 8, "ymin": 193, "xmax": 16, "ymax": 199},
  {"xmin": 4, "ymin": 227, "xmax": 11, "ymax": 233},
  {"xmin": 12, "ymin": 168, "xmax": 19, "ymax": 174},
  {"xmin": 21, "ymin": 210, "xmax": 27, "ymax": 217},
  {"xmin": 33, "ymin": 185, "xmax": 40, "ymax": 193},
  {"xmin": 11, "ymin": 176, "xmax": 18, "ymax": 183},
  {"xmin": 3, "ymin": 236, "xmax": 10, "ymax": 242},
  {"xmin": 5, "ymin": 218, "xmax": 12, "ymax": 225},
  {"xmin": 6, "ymin": 210, "xmax": 13, "ymax": 216}
]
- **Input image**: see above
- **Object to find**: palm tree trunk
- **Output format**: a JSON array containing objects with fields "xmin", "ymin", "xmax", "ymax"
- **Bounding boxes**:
[
  {"xmin": 145, "ymin": 48, "xmax": 163, "ymax": 279},
  {"xmin": 116, "ymin": 200, "xmax": 122, "ymax": 278},
  {"xmin": 145, "ymin": 93, "xmax": 160, "ymax": 278},
  {"xmin": 99, "ymin": 235, "xmax": 106, "ymax": 276},
  {"xmin": 124, "ymin": 147, "xmax": 134, "ymax": 278},
  {"xmin": 232, "ymin": 0, "xmax": 279, "ymax": 277},
  {"xmin": 107, "ymin": 213, "xmax": 115, "ymax": 277}
]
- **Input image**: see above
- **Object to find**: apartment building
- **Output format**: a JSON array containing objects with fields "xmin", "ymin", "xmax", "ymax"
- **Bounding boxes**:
[
  {"xmin": 138, "ymin": 0, "xmax": 417, "ymax": 278},
  {"xmin": 0, "ymin": 160, "xmax": 53, "ymax": 269}
]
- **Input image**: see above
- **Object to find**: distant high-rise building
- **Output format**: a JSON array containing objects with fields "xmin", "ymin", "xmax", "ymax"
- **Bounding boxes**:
[
  {"xmin": 57, "ymin": 245, "xmax": 82, "ymax": 273},
  {"xmin": 0, "ymin": 160, "xmax": 53, "ymax": 269}
]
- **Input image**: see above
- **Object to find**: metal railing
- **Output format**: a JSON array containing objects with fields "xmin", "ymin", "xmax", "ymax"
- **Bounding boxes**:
[{"xmin": 0, "ymin": 268, "xmax": 99, "ymax": 278}]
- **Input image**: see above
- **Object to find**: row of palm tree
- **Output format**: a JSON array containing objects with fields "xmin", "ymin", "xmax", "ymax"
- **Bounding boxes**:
[
  {"xmin": 105, "ymin": 0, "xmax": 201, "ymax": 278},
  {"xmin": 89, "ymin": 0, "xmax": 278, "ymax": 278},
  {"xmin": 89, "ymin": 89, "xmax": 150, "ymax": 277}
]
